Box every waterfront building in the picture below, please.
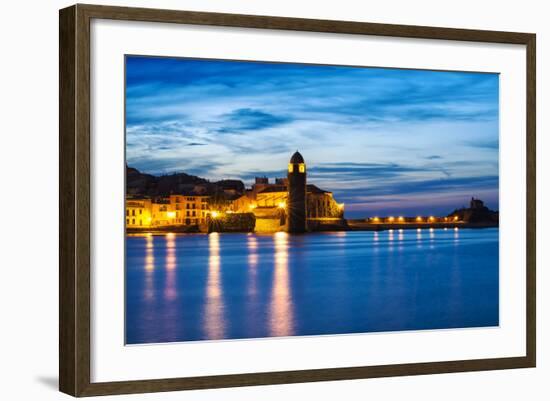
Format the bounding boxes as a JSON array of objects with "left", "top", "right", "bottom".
[
  {"left": 126, "top": 194, "right": 210, "bottom": 228},
  {"left": 150, "top": 199, "right": 173, "bottom": 226},
  {"left": 306, "top": 184, "right": 343, "bottom": 219},
  {"left": 126, "top": 199, "right": 152, "bottom": 228},
  {"left": 167, "top": 194, "right": 209, "bottom": 225},
  {"left": 256, "top": 186, "right": 287, "bottom": 208}
]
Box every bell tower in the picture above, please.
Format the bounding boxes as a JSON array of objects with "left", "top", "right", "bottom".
[{"left": 287, "top": 151, "right": 307, "bottom": 233}]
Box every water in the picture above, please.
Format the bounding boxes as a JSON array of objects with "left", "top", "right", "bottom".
[{"left": 125, "top": 228, "right": 499, "bottom": 344}]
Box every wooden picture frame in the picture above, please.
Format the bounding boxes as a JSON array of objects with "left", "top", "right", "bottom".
[{"left": 59, "top": 3, "right": 536, "bottom": 397}]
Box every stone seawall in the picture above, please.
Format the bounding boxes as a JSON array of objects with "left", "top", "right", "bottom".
[
  {"left": 126, "top": 218, "right": 497, "bottom": 235},
  {"left": 308, "top": 218, "right": 348, "bottom": 232},
  {"left": 347, "top": 221, "right": 498, "bottom": 231},
  {"left": 208, "top": 213, "right": 256, "bottom": 233},
  {"left": 254, "top": 218, "right": 286, "bottom": 233},
  {"left": 126, "top": 225, "right": 202, "bottom": 235}
]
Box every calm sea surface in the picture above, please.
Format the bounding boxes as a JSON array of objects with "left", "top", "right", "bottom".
[{"left": 126, "top": 228, "right": 499, "bottom": 344}]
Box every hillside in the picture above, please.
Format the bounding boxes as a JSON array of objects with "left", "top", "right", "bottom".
[{"left": 126, "top": 165, "right": 244, "bottom": 198}]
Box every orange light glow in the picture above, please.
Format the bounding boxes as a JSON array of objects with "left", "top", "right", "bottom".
[
  {"left": 205, "top": 232, "right": 224, "bottom": 339},
  {"left": 270, "top": 232, "right": 293, "bottom": 336}
]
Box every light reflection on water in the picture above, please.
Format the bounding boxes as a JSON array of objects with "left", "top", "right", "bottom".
[
  {"left": 143, "top": 234, "right": 155, "bottom": 300},
  {"left": 270, "top": 232, "right": 293, "bottom": 337},
  {"left": 247, "top": 235, "right": 259, "bottom": 295},
  {"left": 164, "top": 233, "right": 177, "bottom": 301},
  {"left": 126, "top": 228, "right": 498, "bottom": 344},
  {"left": 204, "top": 232, "right": 225, "bottom": 340},
  {"left": 246, "top": 235, "right": 260, "bottom": 328},
  {"left": 416, "top": 228, "right": 422, "bottom": 249}
]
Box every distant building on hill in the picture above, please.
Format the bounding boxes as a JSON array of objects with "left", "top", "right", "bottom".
[
  {"left": 448, "top": 197, "right": 498, "bottom": 223},
  {"left": 470, "top": 197, "right": 485, "bottom": 210}
]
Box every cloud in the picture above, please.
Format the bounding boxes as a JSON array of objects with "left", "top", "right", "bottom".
[
  {"left": 307, "top": 162, "right": 458, "bottom": 185},
  {"left": 216, "top": 108, "right": 292, "bottom": 133},
  {"left": 128, "top": 157, "right": 228, "bottom": 177},
  {"left": 124, "top": 56, "right": 499, "bottom": 215},
  {"left": 239, "top": 170, "right": 289, "bottom": 180},
  {"left": 464, "top": 139, "right": 499, "bottom": 149},
  {"left": 309, "top": 162, "right": 429, "bottom": 178},
  {"left": 334, "top": 175, "right": 498, "bottom": 198}
]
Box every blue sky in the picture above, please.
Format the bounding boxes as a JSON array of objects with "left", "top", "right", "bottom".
[{"left": 126, "top": 56, "right": 499, "bottom": 218}]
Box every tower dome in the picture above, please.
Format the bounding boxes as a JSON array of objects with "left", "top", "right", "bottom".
[{"left": 290, "top": 151, "right": 305, "bottom": 164}]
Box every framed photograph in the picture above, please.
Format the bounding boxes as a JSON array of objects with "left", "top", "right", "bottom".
[{"left": 59, "top": 4, "right": 536, "bottom": 397}]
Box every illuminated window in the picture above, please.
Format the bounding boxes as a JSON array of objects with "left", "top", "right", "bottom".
[
  {"left": 299, "top": 164, "right": 305, "bottom": 173},
  {"left": 288, "top": 163, "right": 294, "bottom": 173}
]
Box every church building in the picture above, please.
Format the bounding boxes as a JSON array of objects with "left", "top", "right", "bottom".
[{"left": 233, "top": 151, "right": 345, "bottom": 233}]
